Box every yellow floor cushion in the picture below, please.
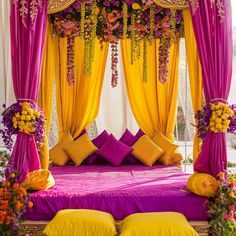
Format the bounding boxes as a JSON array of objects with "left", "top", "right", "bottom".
[
  {"left": 49, "top": 132, "right": 74, "bottom": 166},
  {"left": 21, "top": 169, "right": 55, "bottom": 191},
  {"left": 43, "top": 209, "right": 117, "bottom": 236},
  {"left": 120, "top": 212, "right": 198, "bottom": 236},
  {"left": 132, "top": 135, "right": 164, "bottom": 166},
  {"left": 187, "top": 173, "right": 219, "bottom": 197}
]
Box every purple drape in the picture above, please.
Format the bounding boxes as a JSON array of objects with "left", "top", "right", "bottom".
[
  {"left": 190, "top": 0, "right": 233, "bottom": 177},
  {"left": 10, "top": 0, "right": 47, "bottom": 182}
]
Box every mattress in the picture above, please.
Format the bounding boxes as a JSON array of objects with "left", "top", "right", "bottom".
[{"left": 25, "top": 165, "right": 208, "bottom": 221}]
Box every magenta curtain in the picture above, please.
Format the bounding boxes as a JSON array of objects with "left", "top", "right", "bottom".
[
  {"left": 10, "top": 0, "right": 47, "bottom": 182},
  {"left": 190, "top": 1, "right": 233, "bottom": 177}
]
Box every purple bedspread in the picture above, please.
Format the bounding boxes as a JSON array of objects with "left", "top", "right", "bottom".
[{"left": 25, "top": 165, "right": 208, "bottom": 221}]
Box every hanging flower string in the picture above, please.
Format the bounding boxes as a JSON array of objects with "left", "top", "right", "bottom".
[
  {"left": 67, "top": 36, "right": 75, "bottom": 85},
  {"left": 50, "top": 0, "right": 184, "bottom": 86},
  {"left": 0, "top": 102, "right": 46, "bottom": 151},
  {"left": 111, "top": 41, "right": 119, "bottom": 87},
  {"left": 195, "top": 102, "right": 236, "bottom": 140}
]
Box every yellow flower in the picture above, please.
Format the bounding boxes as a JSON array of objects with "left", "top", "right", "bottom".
[
  {"left": 15, "top": 112, "right": 20, "bottom": 118},
  {"left": 22, "top": 103, "right": 30, "bottom": 109},
  {"left": 215, "top": 118, "right": 222, "bottom": 124},
  {"left": 216, "top": 109, "right": 222, "bottom": 116},
  {"left": 211, "top": 113, "right": 217, "bottom": 120},
  {"left": 20, "top": 115, "right": 26, "bottom": 121},
  {"left": 209, "top": 121, "right": 215, "bottom": 127},
  {"left": 21, "top": 110, "right": 27, "bottom": 115},
  {"left": 25, "top": 115, "right": 31, "bottom": 121},
  {"left": 132, "top": 3, "right": 141, "bottom": 10},
  {"left": 229, "top": 191, "right": 235, "bottom": 198},
  {"left": 211, "top": 104, "right": 216, "bottom": 110},
  {"left": 223, "top": 120, "right": 230, "bottom": 126},
  {"left": 12, "top": 117, "right": 17, "bottom": 122}
]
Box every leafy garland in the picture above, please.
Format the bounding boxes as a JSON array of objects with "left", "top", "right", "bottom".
[{"left": 49, "top": 0, "right": 183, "bottom": 86}]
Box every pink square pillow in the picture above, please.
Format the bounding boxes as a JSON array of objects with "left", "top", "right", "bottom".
[
  {"left": 97, "top": 134, "right": 132, "bottom": 166},
  {"left": 86, "top": 130, "right": 109, "bottom": 165},
  {"left": 119, "top": 129, "right": 140, "bottom": 164}
]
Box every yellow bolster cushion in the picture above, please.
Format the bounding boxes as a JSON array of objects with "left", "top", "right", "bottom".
[
  {"left": 152, "top": 132, "right": 179, "bottom": 165},
  {"left": 21, "top": 169, "right": 55, "bottom": 191},
  {"left": 63, "top": 133, "right": 97, "bottom": 166},
  {"left": 49, "top": 132, "right": 74, "bottom": 166},
  {"left": 132, "top": 135, "right": 164, "bottom": 166},
  {"left": 120, "top": 212, "right": 198, "bottom": 236},
  {"left": 43, "top": 209, "right": 117, "bottom": 236},
  {"left": 187, "top": 173, "right": 219, "bottom": 197},
  {"left": 170, "top": 150, "right": 183, "bottom": 165}
]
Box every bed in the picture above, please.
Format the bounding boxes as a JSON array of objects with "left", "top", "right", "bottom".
[{"left": 22, "top": 165, "right": 209, "bottom": 235}]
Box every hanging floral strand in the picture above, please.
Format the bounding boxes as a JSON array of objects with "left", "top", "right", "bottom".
[
  {"left": 159, "top": 34, "right": 170, "bottom": 84},
  {"left": 123, "top": 2, "right": 128, "bottom": 38},
  {"left": 131, "top": 11, "right": 135, "bottom": 65},
  {"left": 111, "top": 41, "right": 119, "bottom": 87},
  {"left": 67, "top": 36, "right": 75, "bottom": 85},
  {"left": 149, "top": 4, "right": 155, "bottom": 42},
  {"left": 90, "top": 1, "right": 98, "bottom": 63},
  {"left": 80, "top": 2, "right": 85, "bottom": 38},
  {"left": 170, "top": 9, "right": 176, "bottom": 44},
  {"left": 143, "top": 39, "right": 147, "bottom": 82}
]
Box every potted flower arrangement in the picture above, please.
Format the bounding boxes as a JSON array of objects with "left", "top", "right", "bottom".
[
  {"left": 0, "top": 151, "right": 33, "bottom": 236},
  {"left": 207, "top": 172, "right": 236, "bottom": 236}
]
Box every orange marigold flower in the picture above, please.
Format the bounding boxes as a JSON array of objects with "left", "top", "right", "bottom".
[
  {"left": 0, "top": 214, "right": 5, "bottom": 222},
  {"left": 19, "top": 187, "right": 27, "bottom": 196},
  {"left": 27, "top": 201, "right": 33, "bottom": 208},
  {"left": 3, "top": 182, "right": 10, "bottom": 187},
  {"left": 217, "top": 171, "right": 225, "bottom": 180},
  {"left": 13, "top": 183, "right": 20, "bottom": 190},
  {"left": 15, "top": 201, "right": 22, "bottom": 211}
]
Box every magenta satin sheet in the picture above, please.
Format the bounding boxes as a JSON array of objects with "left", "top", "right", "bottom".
[{"left": 25, "top": 165, "right": 208, "bottom": 221}]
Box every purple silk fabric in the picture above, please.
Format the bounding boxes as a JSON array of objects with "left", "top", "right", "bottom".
[
  {"left": 190, "top": 1, "right": 233, "bottom": 177},
  {"left": 25, "top": 165, "right": 207, "bottom": 221},
  {"left": 10, "top": 1, "right": 47, "bottom": 182}
]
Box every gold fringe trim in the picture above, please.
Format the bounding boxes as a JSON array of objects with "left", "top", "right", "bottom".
[
  {"left": 47, "top": 0, "right": 76, "bottom": 14},
  {"left": 153, "top": 0, "right": 189, "bottom": 9}
]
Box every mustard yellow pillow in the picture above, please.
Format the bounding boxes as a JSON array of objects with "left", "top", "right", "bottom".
[
  {"left": 170, "top": 150, "right": 183, "bottom": 165},
  {"left": 152, "top": 132, "right": 178, "bottom": 165},
  {"left": 21, "top": 169, "right": 55, "bottom": 191},
  {"left": 131, "top": 135, "right": 164, "bottom": 166},
  {"left": 43, "top": 209, "right": 117, "bottom": 236},
  {"left": 120, "top": 212, "right": 198, "bottom": 236},
  {"left": 63, "top": 133, "right": 97, "bottom": 166},
  {"left": 187, "top": 173, "right": 219, "bottom": 197},
  {"left": 49, "top": 132, "right": 73, "bottom": 166}
]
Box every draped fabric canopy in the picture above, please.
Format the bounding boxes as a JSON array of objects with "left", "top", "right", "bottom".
[
  {"left": 190, "top": 0, "right": 233, "bottom": 177},
  {"left": 10, "top": 0, "right": 47, "bottom": 182}
]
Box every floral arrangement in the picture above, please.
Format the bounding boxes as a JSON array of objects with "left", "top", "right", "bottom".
[
  {"left": 207, "top": 172, "right": 236, "bottom": 236},
  {"left": 0, "top": 102, "right": 46, "bottom": 151},
  {"left": 0, "top": 153, "right": 33, "bottom": 236},
  {"left": 49, "top": 0, "right": 183, "bottom": 86},
  {"left": 195, "top": 102, "right": 236, "bottom": 140}
]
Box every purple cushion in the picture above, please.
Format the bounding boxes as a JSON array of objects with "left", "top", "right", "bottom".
[
  {"left": 86, "top": 130, "right": 109, "bottom": 165},
  {"left": 119, "top": 129, "right": 140, "bottom": 164},
  {"left": 97, "top": 134, "right": 132, "bottom": 166},
  {"left": 135, "top": 129, "right": 145, "bottom": 139},
  {"left": 119, "top": 129, "right": 138, "bottom": 146}
]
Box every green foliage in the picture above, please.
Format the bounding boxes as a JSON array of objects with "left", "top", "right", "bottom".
[{"left": 207, "top": 173, "right": 236, "bottom": 236}]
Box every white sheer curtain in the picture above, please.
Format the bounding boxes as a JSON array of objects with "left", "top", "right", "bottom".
[
  {"left": 96, "top": 43, "right": 139, "bottom": 138},
  {"left": 0, "top": 0, "right": 14, "bottom": 107}
]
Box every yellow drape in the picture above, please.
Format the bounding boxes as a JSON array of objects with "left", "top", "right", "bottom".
[
  {"left": 38, "top": 22, "right": 55, "bottom": 169},
  {"left": 183, "top": 10, "right": 203, "bottom": 162},
  {"left": 121, "top": 39, "right": 179, "bottom": 139},
  {"left": 55, "top": 38, "right": 109, "bottom": 140}
]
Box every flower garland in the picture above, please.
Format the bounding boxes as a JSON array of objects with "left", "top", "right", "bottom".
[
  {"left": 0, "top": 102, "right": 46, "bottom": 151},
  {"left": 50, "top": 0, "right": 183, "bottom": 86},
  {"left": 207, "top": 172, "right": 236, "bottom": 235},
  {"left": 195, "top": 102, "right": 236, "bottom": 140},
  {"left": 0, "top": 156, "right": 33, "bottom": 235}
]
